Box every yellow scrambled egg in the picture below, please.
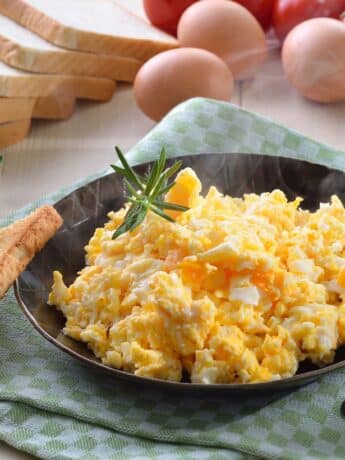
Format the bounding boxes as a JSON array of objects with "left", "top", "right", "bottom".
[{"left": 48, "top": 167, "right": 345, "bottom": 384}]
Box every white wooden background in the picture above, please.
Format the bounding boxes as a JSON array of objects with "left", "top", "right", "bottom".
[{"left": 0, "top": 0, "right": 345, "bottom": 458}]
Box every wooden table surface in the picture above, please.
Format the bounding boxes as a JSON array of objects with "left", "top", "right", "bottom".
[{"left": 0, "top": 0, "right": 345, "bottom": 458}]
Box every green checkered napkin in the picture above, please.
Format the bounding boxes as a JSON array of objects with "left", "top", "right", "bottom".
[{"left": 1, "top": 98, "right": 345, "bottom": 460}]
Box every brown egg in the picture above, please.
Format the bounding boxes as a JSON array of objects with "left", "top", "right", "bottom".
[
  {"left": 282, "top": 18, "right": 345, "bottom": 103},
  {"left": 177, "top": 0, "right": 267, "bottom": 80},
  {"left": 134, "top": 48, "right": 234, "bottom": 121}
]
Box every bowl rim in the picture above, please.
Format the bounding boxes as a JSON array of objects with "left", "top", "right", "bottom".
[{"left": 14, "top": 152, "right": 345, "bottom": 392}]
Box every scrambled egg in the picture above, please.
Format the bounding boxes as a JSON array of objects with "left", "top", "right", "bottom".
[{"left": 49, "top": 167, "right": 345, "bottom": 384}]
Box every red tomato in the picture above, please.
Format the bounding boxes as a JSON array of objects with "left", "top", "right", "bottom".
[
  {"left": 274, "top": 0, "right": 345, "bottom": 41},
  {"left": 143, "top": 0, "right": 198, "bottom": 36},
  {"left": 233, "top": 0, "right": 275, "bottom": 30}
]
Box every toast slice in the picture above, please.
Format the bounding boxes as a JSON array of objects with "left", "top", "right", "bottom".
[
  {"left": 0, "top": 0, "right": 178, "bottom": 60},
  {"left": 33, "top": 95, "right": 76, "bottom": 120},
  {"left": 0, "top": 61, "right": 116, "bottom": 101},
  {"left": 0, "top": 95, "right": 76, "bottom": 122},
  {"left": 0, "top": 15, "right": 142, "bottom": 82},
  {"left": 0, "top": 97, "right": 35, "bottom": 123},
  {"left": 0, "top": 205, "right": 63, "bottom": 298},
  {"left": 0, "top": 119, "right": 31, "bottom": 149}
]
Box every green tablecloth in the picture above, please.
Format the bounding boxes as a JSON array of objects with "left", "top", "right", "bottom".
[{"left": 1, "top": 98, "right": 345, "bottom": 460}]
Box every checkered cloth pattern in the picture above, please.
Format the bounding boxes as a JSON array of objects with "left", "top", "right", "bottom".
[{"left": 1, "top": 98, "right": 345, "bottom": 460}]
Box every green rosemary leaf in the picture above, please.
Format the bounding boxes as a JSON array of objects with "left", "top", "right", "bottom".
[
  {"left": 157, "top": 146, "right": 167, "bottom": 176},
  {"left": 112, "top": 202, "right": 147, "bottom": 240},
  {"left": 150, "top": 160, "right": 183, "bottom": 201},
  {"left": 153, "top": 201, "right": 189, "bottom": 212},
  {"left": 112, "top": 222, "right": 129, "bottom": 240},
  {"left": 115, "top": 146, "right": 144, "bottom": 191},
  {"left": 145, "top": 146, "right": 168, "bottom": 197},
  {"left": 127, "top": 204, "right": 147, "bottom": 231},
  {"left": 151, "top": 206, "right": 175, "bottom": 222},
  {"left": 111, "top": 146, "right": 188, "bottom": 239},
  {"left": 124, "top": 178, "right": 140, "bottom": 199},
  {"left": 111, "top": 164, "right": 124, "bottom": 175},
  {"left": 111, "top": 165, "right": 140, "bottom": 191},
  {"left": 145, "top": 151, "right": 164, "bottom": 196},
  {"left": 159, "top": 181, "right": 176, "bottom": 196}
]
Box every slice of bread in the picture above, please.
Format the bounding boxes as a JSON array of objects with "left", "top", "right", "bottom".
[
  {"left": 0, "top": 61, "right": 116, "bottom": 101},
  {"left": 0, "top": 97, "right": 35, "bottom": 123},
  {"left": 0, "top": 95, "right": 76, "bottom": 122},
  {"left": 0, "top": 119, "right": 31, "bottom": 149},
  {"left": 0, "top": 15, "right": 142, "bottom": 82},
  {"left": 0, "top": 0, "right": 178, "bottom": 60},
  {"left": 33, "top": 95, "right": 76, "bottom": 120},
  {"left": 0, "top": 205, "right": 63, "bottom": 298}
]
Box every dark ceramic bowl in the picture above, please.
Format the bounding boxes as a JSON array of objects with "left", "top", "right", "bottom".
[{"left": 15, "top": 153, "right": 345, "bottom": 393}]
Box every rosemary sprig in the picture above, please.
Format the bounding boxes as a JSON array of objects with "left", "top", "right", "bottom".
[{"left": 111, "top": 146, "right": 189, "bottom": 239}]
